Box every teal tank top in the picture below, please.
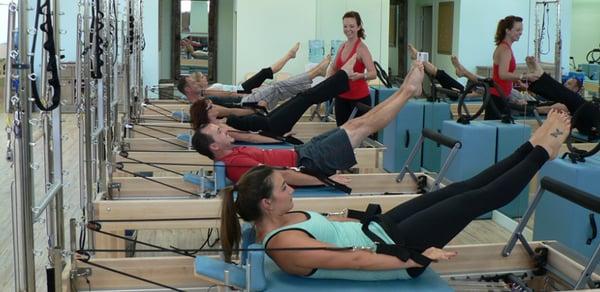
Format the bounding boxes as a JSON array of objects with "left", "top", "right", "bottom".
[{"left": 262, "top": 211, "right": 411, "bottom": 281}]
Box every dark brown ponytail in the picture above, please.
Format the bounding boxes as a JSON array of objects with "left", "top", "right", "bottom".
[
  {"left": 219, "top": 166, "right": 275, "bottom": 262},
  {"left": 220, "top": 186, "right": 241, "bottom": 263},
  {"left": 495, "top": 15, "right": 523, "bottom": 45}
]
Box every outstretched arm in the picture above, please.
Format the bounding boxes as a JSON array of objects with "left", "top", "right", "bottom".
[
  {"left": 267, "top": 230, "right": 420, "bottom": 276},
  {"left": 213, "top": 104, "right": 256, "bottom": 117}
]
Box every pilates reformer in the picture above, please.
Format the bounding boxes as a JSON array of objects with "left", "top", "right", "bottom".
[{"left": 65, "top": 177, "right": 600, "bottom": 291}]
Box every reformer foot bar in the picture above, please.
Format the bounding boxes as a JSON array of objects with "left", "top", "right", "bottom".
[{"left": 69, "top": 177, "right": 600, "bottom": 291}]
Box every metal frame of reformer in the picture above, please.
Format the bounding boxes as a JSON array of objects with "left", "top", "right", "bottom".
[{"left": 67, "top": 176, "right": 600, "bottom": 291}]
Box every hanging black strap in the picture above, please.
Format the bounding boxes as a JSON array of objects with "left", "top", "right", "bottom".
[
  {"left": 257, "top": 131, "right": 304, "bottom": 145},
  {"left": 297, "top": 167, "right": 352, "bottom": 194},
  {"left": 30, "top": 0, "right": 62, "bottom": 112},
  {"left": 347, "top": 203, "right": 433, "bottom": 267}
]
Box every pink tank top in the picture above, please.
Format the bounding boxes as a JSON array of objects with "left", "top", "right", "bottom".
[
  {"left": 334, "top": 40, "right": 370, "bottom": 100},
  {"left": 490, "top": 41, "right": 516, "bottom": 98}
]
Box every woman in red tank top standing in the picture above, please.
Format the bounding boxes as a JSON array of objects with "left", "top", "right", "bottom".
[
  {"left": 488, "top": 15, "right": 537, "bottom": 120},
  {"left": 327, "top": 11, "right": 377, "bottom": 126}
]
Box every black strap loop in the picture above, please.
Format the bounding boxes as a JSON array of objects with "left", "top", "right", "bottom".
[{"left": 588, "top": 213, "right": 597, "bottom": 245}]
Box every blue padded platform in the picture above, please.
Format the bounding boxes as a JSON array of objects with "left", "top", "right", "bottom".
[
  {"left": 382, "top": 100, "right": 424, "bottom": 172},
  {"left": 171, "top": 110, "right": 190, "bottom": 122},
  {"left": 214, "top": 161, "right": 345, "bottom": 197},
  {"left": 483, "top": 121, "right": 532, "bottom": 217},
  {"left": 195, "top": 244, "right": 452, "bottom": 292},
  {"left": 441, "top": 121, "right": 496, "bottom": 218},
  {"left": 177, "top": 133, "right": 192, "bottom": 144},
  {"left": 421, "top": 101, "right": 452, "bottom": 172},
  {"left": 370, "top": 86, "right": 400, "bottom": 144},
  {"left": 183, "top": 172, "right": 214, "bottom": 191},
  {"left": 534, "top": 155, "right": 600, "bottom": 258}
]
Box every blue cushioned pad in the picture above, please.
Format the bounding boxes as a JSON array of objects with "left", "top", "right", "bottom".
[
  {"left": 182, "top": 172, "right": 214, "bottom": 191},
  {"left": 171, "top": 110, "right": 190, "bottom": 122},
  {"left": 195, "top": 244, "right": 452, "bottom": 292},
  {"left": 177, "top": 133, "right": 192, "bottom": 143},
  {"left": 534, "top": 155, "right": 600, "bottom": 258},
  {"left": 381, "top": 100, "right": 424, "bottom": 172},
  {"left": 482, "top": 121, "right": 531, "bottom": 217}
]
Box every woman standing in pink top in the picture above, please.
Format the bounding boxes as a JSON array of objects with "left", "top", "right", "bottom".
[
  {"left": 488, "top": 15, "right": 538, "bottom": 120},
  {"left": 327, "top": 11, "right": 377, "bottom": 126}
]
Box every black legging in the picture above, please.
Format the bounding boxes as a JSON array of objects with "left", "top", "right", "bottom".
[
  {"left": 239, "top": 67, "right": 274, "bottom": 93},
  {"left": 529, "top": 73, "right": 598, "bottom": 135},
  {"left": 484, "top": 94, "right": 512, "bottom": 120},
  {"left": 434, "top": 69, "right": 465, "bottom": 92},
  {"left": 334, "top": 95, "right": 372, "bottom": 126},
  {"left": 380, "top": 142, "right": 549, "bottom": 277},
  {"left": 225, "top": 71, "right": 350, "bottom": 135}
]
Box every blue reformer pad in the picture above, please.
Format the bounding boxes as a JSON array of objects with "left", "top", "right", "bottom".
[
  {"left": 171, "top": 110, "right": 190, "bottom": 122},
  {"left": 182, "top": 172, "right": 214, "bottom": 191},
  {"left": 194, "top": 244, "right": 452, "bottom": 292},
  {"left": 534, "top": 155, "right": 600, "bottom": 258},
  {"left": 177, "top": 133, "right": 192, "bottom": 143}
]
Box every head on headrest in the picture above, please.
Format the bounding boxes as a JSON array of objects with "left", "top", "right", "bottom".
[{"left": 220, "top": 166, "right": 294, "bottom": 262}]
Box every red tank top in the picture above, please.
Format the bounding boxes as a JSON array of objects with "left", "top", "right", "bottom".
[
  {"left": 334, "top": 40, "right": 370, "bottom": 100},
  {"left": 490, "top": 41, "right": 516, "bottom": 98}
]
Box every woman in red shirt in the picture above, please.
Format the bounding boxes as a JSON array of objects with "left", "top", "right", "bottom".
[
  {"left": 489, "top": 15, "right": 538, "bottom": 120},
  {"left": 327, "top": 11, "right": 377, "bottom": 126}
]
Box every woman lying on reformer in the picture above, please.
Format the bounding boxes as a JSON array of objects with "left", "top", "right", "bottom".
[
  {"left": 188, "top": 55, "right": 361, "bottom": 142},
  {"left": 218, "top": 109, "right": 570, "bottom": 280}
]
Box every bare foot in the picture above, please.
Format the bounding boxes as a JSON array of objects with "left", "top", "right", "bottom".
[
  {"left": 525, "top": 56, "right": 544, "bottom": 77},
  {"left": 317, "top": 54, "right": 331, "bottom": 76},
  {"left": 401, "top": 61, "right": 425, "bottom": 97},
  {"left": 288, "top": 42, "right": 300, "bottom": 59},
  {"left": 408, "top": 44, "right": 418, "bottom": 60},
  {"left": 341, "top": 54, "right": 357, "bottom": 76},
  {"left": 451, "top": 56, "right": 467, "bottom": 78},
  {"left": 531, "top": 109, "right": 571, "bottom": 159}
]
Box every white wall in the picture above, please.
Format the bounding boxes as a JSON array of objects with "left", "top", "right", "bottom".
[
  {"left": 142, "top": 0, "right": 159, "bottom": 86},
  {"left": 570, "top": 0, "right": 600, "bottom": 68},
  {"left": 234, "top": 0, "right": 389, "bottom": 83}
]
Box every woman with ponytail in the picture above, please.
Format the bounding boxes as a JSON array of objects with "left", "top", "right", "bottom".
[
  {"left": 218, "top": 113, "right": 570, "bottom": 281},
  {"left": 327, "top": 11, "right": 377, "bottom": 126},
  {"left": 487, "top": 15, "right": 538, "bottom": 120}
]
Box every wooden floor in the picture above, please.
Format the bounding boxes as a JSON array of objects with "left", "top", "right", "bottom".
[{"left": 0, "top": 113, "right": 514, "bottom": 291}]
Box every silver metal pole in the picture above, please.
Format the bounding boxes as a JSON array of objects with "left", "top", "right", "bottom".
[
  {"left": 33, "top": 183, "right": 63, "bottom": 220},
  {"left": 76, "top": 12, "right": 86, "bottom": 212},
  {"left": 4, "top": 2, "right": 17, "bottom": 113},
  {"left": 554, "top": 0, "right": 562, "bottom": 80},
  {"left": 83, "top": 0, "right": 96, "bottom": 251},
  {"left": 11, "top": 0, "right": 37, "bottom": 289}
]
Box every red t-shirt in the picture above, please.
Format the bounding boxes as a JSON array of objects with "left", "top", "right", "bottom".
[
  {"left": 334, "top": 40, "right": 370, "bottom": 100},
  {"left": 490, "top": 41, "right": 516, "bottom": 98},
  {"left": 220, "top": 146, "right": 298, "bottom": 182}
]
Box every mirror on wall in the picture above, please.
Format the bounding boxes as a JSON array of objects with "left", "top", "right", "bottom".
[{"left": 175, "top": 0, "right": 217, "bottom": 81}]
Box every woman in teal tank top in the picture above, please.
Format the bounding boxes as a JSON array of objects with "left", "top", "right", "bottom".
[{"left": 220, "top": 113, "right": 569, "bottom": 280}]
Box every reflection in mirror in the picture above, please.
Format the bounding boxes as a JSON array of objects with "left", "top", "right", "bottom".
[{"left": 180, "top": 0, "right": 209, "bottom": 76}]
